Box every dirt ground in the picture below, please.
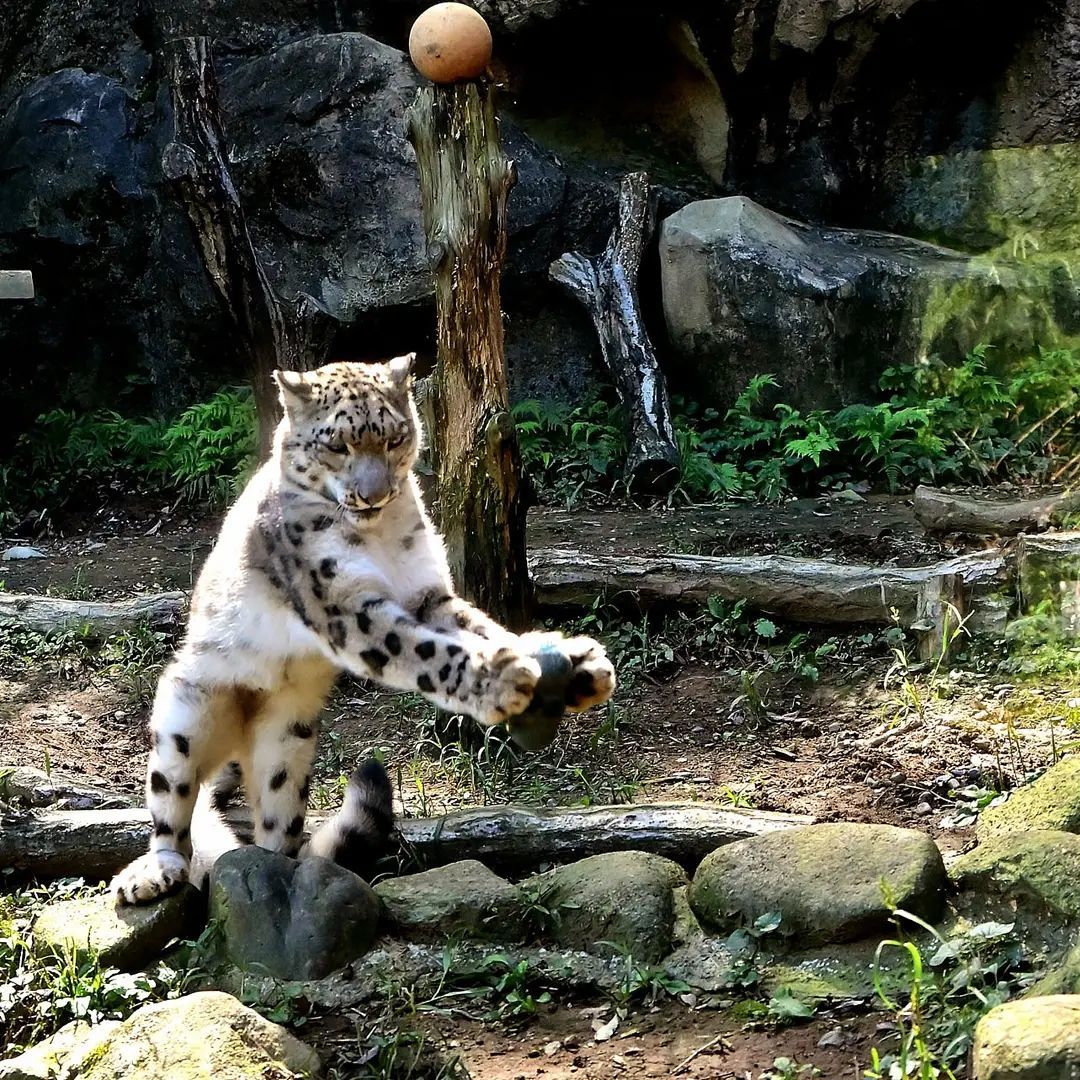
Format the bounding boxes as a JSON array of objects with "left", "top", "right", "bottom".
[{"left": 3, "top": 495, "right": 1075, "bottom": 1078}]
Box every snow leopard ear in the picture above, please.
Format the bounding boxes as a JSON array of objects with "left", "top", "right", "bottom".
[
  {"left": 273, "top": 369, "right": 313, "bottom": 406},
  {"left": 387, "top": 352, "right": 415, "bottom": 389}
]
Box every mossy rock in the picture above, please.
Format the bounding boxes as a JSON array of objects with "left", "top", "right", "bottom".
[
  {"left": 951, "top": 829, "right": 1080, "bottom": 920},
  {"left": 972, "top": 995, "right": 1080, "bottom": 1079},
  {"left": 75, "top": 991, "right": 320, "bottom": 1079},
  {"left": 0, "top": 1021, "right": 119, "bottom": 1080},
  {"left": 373, "top": 860, "right": 520, "bottom": 941},
  {"left": 532, "top": 851, "right": 687, "bottom": 963},
  {"left": 977, "top": 758, "right": 1080, "bottom": 844},
  {"left": 689, "top": 823, "right": 946, "bottom": 945},
  {"left": 32, "top": 887, "right": 204, "bottom": 972}
]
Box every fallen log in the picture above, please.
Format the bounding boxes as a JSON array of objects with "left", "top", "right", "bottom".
[
  {"left": 0, "top": 801, "right": 810, "bottom": 882},
  {"left": 914, "top": 485, "right": 1080, "bottom": 536},
  {"left": 529, "top": 547, "right": 1008, "bottom": 625},
  {"left": 0, "top": 592, "right": 185, "bottom": 637}
]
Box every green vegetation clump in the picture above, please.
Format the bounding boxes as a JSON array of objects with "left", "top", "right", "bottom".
[
  {"left": 0, "top": 387, "right": 256, "bottom": 527},
  {"left": 515, "top": 344, "right": 1080, "bottom": 504}
]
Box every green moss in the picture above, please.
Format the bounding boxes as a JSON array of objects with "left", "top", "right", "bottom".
[
  {"left": 951, "top": 830, "right": 1080, "bottom": 919},
  {"left": 977, "top": 758, "right": 1080, "bottom": 843}
]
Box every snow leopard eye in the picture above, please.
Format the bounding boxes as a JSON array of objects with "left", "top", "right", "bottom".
[
  {"left": 321, "top": 438, "right": 347, "bottom": 455},
  {"left": 387, "top": 434, "right": 406, "bottom": 450}
]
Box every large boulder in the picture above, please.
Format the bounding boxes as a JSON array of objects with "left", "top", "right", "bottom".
[
  {"left": 659, "top": 196, "right": 1071, "bottom": 413},
  {"left": 689, "top": 822, "right": 946, "bottom": 945},
  {"left": 373, "top": 860, "right": 520, "bottom": 940},
  {"left": 950, "top": 830, "right": 1080, "bottom": 920},
  {"left": 0, "top": 28, "right": 615, "bottom": 444},
  {"left": 73, "top": 991, "right": 321, "bottom": 1079},
  {"left": 977, "top": 758, "right": 1080, "bottom": 844},
  {"left": 210, "top": 847, "right": 380, "bottom": 981},
  {"left": 972, "top": 996, "right": 1080, "bottom": 1079},
  {"left": 527, "top": 850, "right": 687, "bottom": 963},
  {"left": 32, "top": 887, "right": 204, "bottom": 972}
]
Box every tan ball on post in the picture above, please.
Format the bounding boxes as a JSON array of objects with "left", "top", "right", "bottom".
[{"left": 408, "top": 3, "right": 493, "bottom": 83}]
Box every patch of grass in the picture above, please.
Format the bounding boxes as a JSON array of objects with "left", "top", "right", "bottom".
[
  {"left": 0, "top": 881, "right": 199, "bottom": 1056},
  {"left": 0, "top": 623, "right": 172, "bottom": 707}
]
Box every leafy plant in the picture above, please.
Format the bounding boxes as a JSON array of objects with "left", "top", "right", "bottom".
[
  {"left": 865, "top": 908, "right": 1032, "bottom": 1077},
  {"left": 1, "top": 387, "right": 256, "bottom": 525}
]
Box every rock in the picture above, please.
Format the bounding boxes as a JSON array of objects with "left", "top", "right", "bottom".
[
  {"left": 1028, "top": 939, "right": 1080, "bottom": 997},
  {"left": 210, "top": 847, "right": 379, "bottom": 981},
  {"left": 688, "top": 823, "right": 946, "bottom": 944},
  {"left": 0, "top": 28, "right": 615, "bottom": 447},
  {"left": 950, "top": 830, "right": 1080, "bottom": 919},
  {"left": 374, "top": 859, "right": 520, "bottom": 941},
  {"left": 885, "top": 144, "right": 1080, "bottom": 256},
  {"left": 972, "top": 995, "right": 1080, "bottom": 1079},
  {"left": 1017, "top": 533, "right": 1080, "bottom": 637},
  {"left": 529, "top": 851, "right": 688, "bottom": 963},
  {"left": 73, "top": 991, "right": 321, "bottom": 1079},
  {"left": 659, "top": 195, "right": 1062, "bottom": 413},
  {"left": 0, "top": 767, "right": 134, "bottom": 811},
  {"left": 32, "top": 887, "right": 204, "bottom": 972},
  {"left": 977, "top": 758, "right": 1080, "bottom": 843},
  {"left": 0, "top": 1021, "right": 113, "bottom": 1080},
  {"left": 1, "top": 546, "right": 44, "bottom": 560}
]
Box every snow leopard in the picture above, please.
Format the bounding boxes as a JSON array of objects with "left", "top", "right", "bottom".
[{"left": 112, "top": 355, "right": 616, "bottom": 904}]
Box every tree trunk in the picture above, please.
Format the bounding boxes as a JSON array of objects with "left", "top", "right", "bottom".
[
  {"left": 550, "top": 172, "right": 679, "bottom": 493},
  {"left": 156, "top": 28, "right": 335, "bottom": 458},
  {"left": 405, "top": 82, "right": 529, "bottom": 628},
  {"left": 0, "top": 801, "right": 811, "bottom": 882}
]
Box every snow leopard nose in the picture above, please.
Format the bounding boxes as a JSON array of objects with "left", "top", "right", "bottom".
[{"left": 351, "top": 457, "right": 393, "bottom": 508}]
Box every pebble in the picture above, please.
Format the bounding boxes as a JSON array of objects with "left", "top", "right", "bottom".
[{"left": 916, "top": 801, "right": 933, "bottom": 816}]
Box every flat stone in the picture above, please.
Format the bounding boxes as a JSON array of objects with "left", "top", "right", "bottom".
[
  {"left": 689, "top": 823, "right": 946, "bottom": 945},
  {"left": 951, "top": 830, "right": 1080, "bottom": 919},
  {"left": 74, "top": 991, "right": 320, "bottom": 1079},
  {"left": 32, "top": 887, "right": 203, "bottom": 972},
  {"left": 210, "top": 847, "right": 379, "bottom": 981},
  {"left": 532, "top": 851, "right": 688, "bottom": 963},
  {"left": 374, "top": 859, "right": 519, "bottom": 941},
  {"left": 972, "top": 996, "right": 1080, "bottom": 1079},
  {"left": 977, "top": 758, "right": 1080, "bottom": 843}
]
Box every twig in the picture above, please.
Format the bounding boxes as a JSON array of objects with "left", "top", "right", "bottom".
[{"left": 671, "top": 1033, "right": 729, "bottom": 1075}]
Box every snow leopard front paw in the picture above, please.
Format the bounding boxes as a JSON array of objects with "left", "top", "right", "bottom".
[
  {"left": 558, "top": 635, "right": 617, "bottom": 712},
  {"left": 112, "top": 850, "right": 189, "bottom": 906},
  {"left": 477, "top": 647, "right": 542, "bottom": 727}
]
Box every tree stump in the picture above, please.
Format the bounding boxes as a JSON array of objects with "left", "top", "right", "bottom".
[
  {"left": 550, "top": 172, "right": 679, "bottom": 493},
  {"left": 155, "top": 27, "right": 335, "bottom": 458},
  {"left": 405, "top": 82, "right": 529, "bottom": 628}
]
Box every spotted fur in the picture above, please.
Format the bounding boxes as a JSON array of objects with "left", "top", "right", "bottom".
[{"left": 112, "top": 356, "right": 615, "bottom": 905}]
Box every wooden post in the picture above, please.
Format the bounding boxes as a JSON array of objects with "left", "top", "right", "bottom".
[
  {"left": 551, "top": 172, "right": 679, "bottom": 493},
  {"left": 154, "top": 23, "right": 335, "bottom": 459},
  {"left": 405, "top": 82, "right": 530, "bottom": 628}
]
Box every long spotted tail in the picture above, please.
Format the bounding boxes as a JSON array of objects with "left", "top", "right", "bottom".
[{"left": 303, "top": 758, "right": 395, "bottom": 880}]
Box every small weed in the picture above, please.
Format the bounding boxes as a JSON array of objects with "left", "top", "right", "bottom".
[
  {"left": 763, "top": 1059, "right": 821, "bottom": 1080},
  {"left": 604, "top": 945, "right": 692, "bottom": 1011},
  {"left": 865, "top": 908, "right": 1033, "bottom": 1077}
]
